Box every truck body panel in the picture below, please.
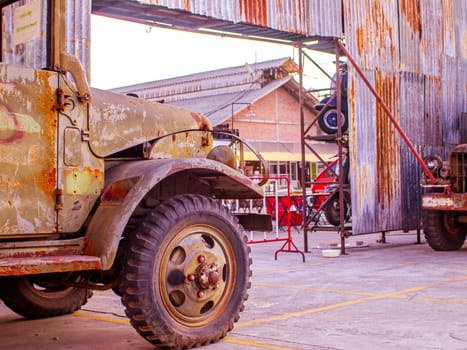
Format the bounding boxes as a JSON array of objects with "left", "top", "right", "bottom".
[{"left": 0, "top": 63, "right": 58, "bottom": 236}]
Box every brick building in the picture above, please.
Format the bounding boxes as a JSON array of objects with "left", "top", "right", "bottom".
[{"left": 111, "top": 57, "right": 336, "bottom": 189}]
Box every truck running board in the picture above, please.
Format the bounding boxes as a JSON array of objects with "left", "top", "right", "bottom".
[{"left": 0, "top": 255, "right": 102, "bottom": 276}]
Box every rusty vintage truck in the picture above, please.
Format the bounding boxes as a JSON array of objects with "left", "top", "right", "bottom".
[
  {"left": 421, "top": 150, "right": 467, "bottom": 251},
  {"left": 0, "top": 1, "right": 270, "bottom": 348}
]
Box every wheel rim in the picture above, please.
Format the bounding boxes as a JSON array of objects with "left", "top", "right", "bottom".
[
  {"left": 323, "top": 109, "right": 346, "bottom": 130},
  {"left": 159, "top": 224, "right": 235, "bottom": 327},
  {"left": 26, "top": 274, "right": 80, "bottom": 299},
  {"left": 442, "top": 212, "right": 461, "bottom": 235}
]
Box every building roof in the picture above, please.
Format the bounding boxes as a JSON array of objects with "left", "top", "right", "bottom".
[{"left": 110, "top": 57, "right": 318, "bottom": 126}]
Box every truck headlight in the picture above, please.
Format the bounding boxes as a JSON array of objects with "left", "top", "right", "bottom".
[
  {"left": 424, "top": 155, "right": 443, "bottom": 176},
  {"left": 207, "top": 145, "right": 236, "bottom": 168}
]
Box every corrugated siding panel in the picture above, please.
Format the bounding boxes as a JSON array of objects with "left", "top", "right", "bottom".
[
  {"left": 307, "top": 0, "right": 342, "bottom": 37},
  {"left": 420, "top": 1, "right": 443, "bottom": 77},
  {"left": 1, "top": 0, "right": 48, "bottom": 68},
  {"left": 343, "top": 0, "right": 399, "bottom": 71},
  {"left": 142, "top": 0, "right": 342, "bottom": 37},
  {"left": 398, "top": 0, "right": 422, "bottom": 73},
  {"left": 441, "top": 55, "right": 461, "bottom": 151},
  {"left": 423, "top": 76, "right": 444, "bottom": 156},
  {"left": 346, "top": 0, "right": 465, "bottom": 234},
  {"left": 399, "top": 72, "right": 424, "bottom": 231},
  {"left": 375, "top": 70, "right": 402, "bottom": 232},
  {"left": 350, "top": 69, "right": 378, "bottom": 234},
  {"left": 1, "top": 0, "right": 90, "bottom": 76},
  {"left": 455, "top": 0, "right": 467, "bottom": 125},
  {"left": 66, "top": 1, "right": 92, "bottom": 81},
  {"left": 351, "top": 70, "right": 404, "bottom": 234}
]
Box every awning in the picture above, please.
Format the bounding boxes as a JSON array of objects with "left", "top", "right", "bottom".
[{"left": 242, "top": 151, "right": 335, "bottom": 162}]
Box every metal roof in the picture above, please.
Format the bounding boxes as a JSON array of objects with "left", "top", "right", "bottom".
[
  {"left": 111, "top": 57, "right": 318, "bottom": 126},
  {"left": 91, "top": 0, "right": 339, "bottom": 53}
]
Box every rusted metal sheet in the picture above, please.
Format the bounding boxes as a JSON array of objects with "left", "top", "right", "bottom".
[
  {"left": 345, "top": 0, "right": 466, "bottom": 234},
  {"left": 1, "top": 1, "right": 48, "bottom": 69},
  {"left": 89, "top": 88, "right": 212, "bottom": 157},
  {"left": 350, "top": 68, "right": 403, "bottom": 234},
  {"left": 349, "top": 68, "right": 378, "bottom": 234},
  {"left": 93, "top": 0, "right": 342, "bottom": 39},
  {"left": 0, "top": 255, "right": 102, "bottom": 276},
  {"left": 344, "top": 0, "right": 399, "bottom": 71},
  {"left": 1, "top": 0, "right": 90, "bottom": 77},
  {"left": 374, "top": 70, "right": 401, "bottom": 233},
  {"left": 0, "top": 63, "right": 58, "bottom": 235},
  {"left": 422, "top": 192, "right": 467, "bottom": 212},
  {"left": 399, "top": 72, "right": 424, "bottom": 231},
  {"left": 398, "top": 0, "right": 422, "bottom": 73},
  {"left": 65, "top": 0, "right": 92, "bottom": 81}
]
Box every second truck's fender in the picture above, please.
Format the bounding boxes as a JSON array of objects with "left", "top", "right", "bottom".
[{"left": 84, "top": 158, "right": 264, "bottom": 269}]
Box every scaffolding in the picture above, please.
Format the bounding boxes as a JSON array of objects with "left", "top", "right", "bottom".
[
  {"left": 298, "top": 41, "right": 351, "bottom": 255},
  {"left": 299, "top": 40, "right": 429, "bottom": 254}
]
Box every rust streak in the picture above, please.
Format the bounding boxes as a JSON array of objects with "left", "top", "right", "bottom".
[
  {"left": 240, "top": 0, "right": 268, "bottom": 26},
  {"left": 375, "top": 71, "right": 398, "bottom": 209},
  {"left": 400, "top": 0, "right": 422, "bottom": 39}
]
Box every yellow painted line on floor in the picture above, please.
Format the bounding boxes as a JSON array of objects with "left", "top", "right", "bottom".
[
  {"left": 253, "top": 282, "right": 377, "bottom": 297},
  {"left": 73, "top": 311, "right": 130, "bottom": 325},
  {"left": 73, "top": 311, "right": 293, "bottom": 349},
  {"left": 73, "top": 275, "right": 467, "bottom": 340},
  {"left": 223, "top": 336, "right": 299, "bottom": 350},
  {"left": 238, "top": 275, "right": 467, "bottom": 328},
  {"left": 392, "top": 295, "right": 467, "bottom": 305},
  {"left": 236, "top": 295, "right": 383, "bottom": 328}
]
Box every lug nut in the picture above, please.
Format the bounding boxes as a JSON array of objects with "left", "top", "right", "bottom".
[
  {"left": 197, "top": 291, "right": 204, "bottom": 298},
  {"left": 187, "top": 274, "right": 195, "bottom": 282},
  {"left": 197, "top": 255, "right": 206, "bottom": 263}
]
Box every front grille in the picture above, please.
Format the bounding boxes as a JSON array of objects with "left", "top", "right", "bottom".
[{"left": 451, "top": 152, "right": 467, "bottom": 193}]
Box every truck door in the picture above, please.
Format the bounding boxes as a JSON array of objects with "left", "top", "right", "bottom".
[
  {"left": 0, "top": 65, "right": 59, "bottom": 236},
  {"left": 0, "top": 1, "right": 59, "bottom": 236}
]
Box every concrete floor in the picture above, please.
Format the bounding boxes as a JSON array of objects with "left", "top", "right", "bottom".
[{"left": 1, "top": 229, "right": 467, "bottom": 350}]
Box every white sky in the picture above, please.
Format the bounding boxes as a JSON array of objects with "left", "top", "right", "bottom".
[{"left": 90, "top": 15, "right": 336, "bottom": 91}]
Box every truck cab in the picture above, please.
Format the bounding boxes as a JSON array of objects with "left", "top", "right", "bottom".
[{"left": 0, "top": 1, "right": 269, "bottom": 348}]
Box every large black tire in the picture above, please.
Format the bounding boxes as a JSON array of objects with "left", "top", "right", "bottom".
[
  {"left": 0, "top": 273, "right": 91, "bottom": 319},
  {"left": 318, "top": 107, "right": 348, "bottom": 135},
  {"left": 323, "top": 195, "right": 350, "bottom": 227},
  {"left": 422, "top": 210, "right": 467, "bottom": 251},
  {"left": 121, "top": 194, "right": 251, "bottom": 349}
]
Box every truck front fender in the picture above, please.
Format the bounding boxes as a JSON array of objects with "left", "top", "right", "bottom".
[{"left": 84, "top": 158, "right": 263, "bottom": 269}]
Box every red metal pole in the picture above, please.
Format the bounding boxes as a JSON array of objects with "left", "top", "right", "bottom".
[{"left": 336, "top": 41, "right": 437, "bottom": 184}]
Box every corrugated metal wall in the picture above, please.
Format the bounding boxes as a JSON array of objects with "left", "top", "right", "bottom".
[
  {"left": 137, "top": 0, "right": 343, "bottom": 37},
  {"left": 1, "top": 0, "right": 48, "bottom": 68},
  {"left": 344, "top": 0, "right": 467, "bottom": 234},
  {"left": 1, "top": 0, "right": 91, "bottom": 77}
]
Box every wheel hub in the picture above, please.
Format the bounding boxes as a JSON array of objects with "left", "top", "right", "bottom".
[
  {"left": 194, "top": 258, "right": 220, "bottom": 290},
  {"left": 187, "top": 255, "right": 221, "bottom": 292}
]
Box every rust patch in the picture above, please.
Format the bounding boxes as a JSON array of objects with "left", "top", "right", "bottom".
[
  {"left": 375, "top": 71, "right": 399, "bottom": 209},
  {"left": 400, "top": 0, "right": 421, "bottom": 39},
  {"left": 100, "top": 176, "right": 139, "bottom": 204},
  {"left": 191, "top": 112, "right": 209, "bottom": 130},
  {"left": 356, "top": 2, "right": 397, "bottom": 63},
  {"left": 239, "top": 0, "right": 268, "bottom": 26}
]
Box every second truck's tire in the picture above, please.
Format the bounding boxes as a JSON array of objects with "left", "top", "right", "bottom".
[
  {"left": 121, "top": 194, "right": 251, "bottom": 349},
  {"left": 422, "top": 210, "right": 467, "bottom": 251},
  {"left": 0, "top": 273, "right": 91, "bottom": 319}
]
